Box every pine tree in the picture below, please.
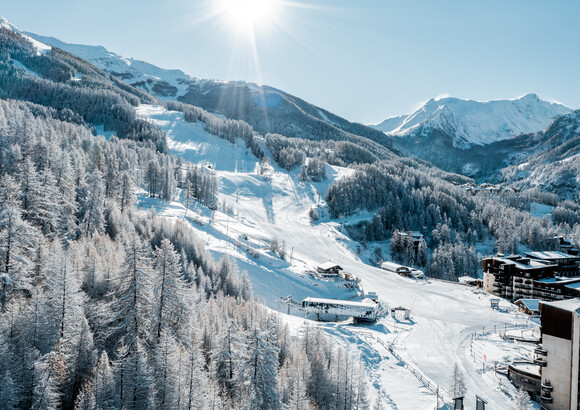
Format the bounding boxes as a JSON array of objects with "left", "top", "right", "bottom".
[
  {"left": 0, "top": 175, "right": 37, "bottom": 311},
  {"left": 151, "top": 238, "right": 188, "bottom": 344},
  {"left": 513, "top": 387, "right": 532, "bottom": 410},
  {"left": 107, "top": 239, "right": 153, "bottom": 350},
  {"left": 0, "top": 371, "right": 17, "bottom": 410},
  {"left": 118, "top": 338, "right": 155, "bottom": 409},
  {"left": 32, "top": 346, "right": 68, "bottom": 410},
  {"left": 92, "top": 351, "right": 118, "bottom": 409},
  {"left": 450, "top": 362, "right": 466, "bottom": 398},
  {"left": 78, "top": 169, "right": 106, "bottom": 237},
  {"left": 153, "top": 329, "right": 181, "bottom": 409},
  {"left": 239, "top": 328, "right": 281, "bottom": 410}
]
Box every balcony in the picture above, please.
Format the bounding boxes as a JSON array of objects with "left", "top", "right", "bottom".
[
  {"left": 540, "top": 395, "right": 553, "bottom": 403},
  {"left": 493, "top": 282, "right": 503, "bottom": 288},
  {"left": 534, "top": 347, "right": 547, "bottom": 356},
  {"left": 534, "top": 358, "right": 547, "bottom": 366},
  {"left": 514, "top": 278, "right": 523, "bottom": 283}
]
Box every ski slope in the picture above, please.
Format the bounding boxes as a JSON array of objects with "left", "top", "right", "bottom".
[{"left": 136, "top": 104, "right": 538, "bottom": 409}]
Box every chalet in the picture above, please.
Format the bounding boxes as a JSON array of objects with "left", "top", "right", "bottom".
[
  {"left": 301, "top": 297, "right": 377, "bottom": 322},
  {"left": 316, "top": 262, "right": 343, "bottom": 278},
  {"left": 515, "top": 299, "right": 541, "bottom": 316}
]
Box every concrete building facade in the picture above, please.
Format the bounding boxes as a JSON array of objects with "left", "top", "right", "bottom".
[{"left": 537, "top": 299, "right": 580, "bottom": 409}]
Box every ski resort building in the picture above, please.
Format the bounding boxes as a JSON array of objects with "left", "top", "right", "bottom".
[
  {"left": 508, "top": 362, "right": 541, "bottom": 400},
  {"left": 380, "top": 261, "right": 411, "bottom": 275},
  {"left": 482, "top": 254, "right": 580, "bottom": 302},
  {"left": 536, "top": 299, "right": 580, "bottom": 409},
  {"left": 524, "top": 251, "right": 580, "bottom": 277},
  {"left": 301, "top": 297, "right": 378, "bottom": 322},
  {"left": 316, "top": 262, "right": 343, "bottom": 278}
]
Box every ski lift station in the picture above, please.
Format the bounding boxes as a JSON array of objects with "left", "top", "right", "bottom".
[{"left": 301, "top": 297, "right": 378, "bottom": 322}]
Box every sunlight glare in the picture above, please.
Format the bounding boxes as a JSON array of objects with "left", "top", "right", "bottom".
[{"left": 219, "top": 0, "right": 277, "bottom": 34}]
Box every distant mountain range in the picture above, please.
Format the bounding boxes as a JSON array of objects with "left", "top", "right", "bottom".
[
  {"left": 374, "top": 94, "right": 571, "bottom": 147},
  {"left": 371, "top": 95, "right": 575, "bottom": 180}
]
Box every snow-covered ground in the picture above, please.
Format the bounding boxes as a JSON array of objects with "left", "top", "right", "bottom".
[{"left": 136, "top": 104, "right": 539, "bottom": 409}]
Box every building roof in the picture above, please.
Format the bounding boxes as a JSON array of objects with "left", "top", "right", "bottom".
[
  {"left": 526, "top": 251, "right": 579, "bottom": 261},
  {"left": 380, "top": 261, "right": 410, "bottom": 270},
  {"left": 516, "top": 299, "right": 540, "bottom": 312},
  {"left": 510, "top": 362, "right": 541, "bottom": 378},
  {"left": 317, "top": 262, "right": 342, "bottom": 271},
  {"left": 565, "top": 282, "right": 580, "bottom": 290},
  {"left": 495, "top": 257, "right": 553, "bottom": 270},
  {"left": 302, "top": 297, "right": 376, "bottom": 307},
  {"left": 538, "top": 277, "right": 558, "bottom": 283},
  {"left": 540, "top": 298, "right": 580, "bottom": 313}
]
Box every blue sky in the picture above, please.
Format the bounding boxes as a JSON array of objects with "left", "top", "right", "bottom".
[{"left": 3, "top": 0, "right": 579, "bottom": 123}]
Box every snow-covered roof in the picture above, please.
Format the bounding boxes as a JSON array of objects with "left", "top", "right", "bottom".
[
  {"left": 516, "top": 299, "right": 540, "bottom": 312},
  {"left": 565, "top": 282, "right": 580, "bottom": 290},
  {"left": 380, "top": 261, "right": 410, "bottom": 270},
  {"left": 540, "top": 298, "right": 580, "bottom": 313},
  {"left": 495, "top": 257, "right": 551, "bottom": 270},
  {"left": 317, "top": 262, "right": 342, "bottom": 271},
  {"left": 525, "top": 251, "right": 579, "bottom": 261},
  {"left": 510, "top": 362, "right": 541, "bottom": 378},
  {"left": 302, "top": 297, "right": 375, "bottom": 307}
]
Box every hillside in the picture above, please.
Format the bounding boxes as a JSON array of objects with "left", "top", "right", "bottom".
[{"left": 29, "top": 32, "right": 397, "bottom": 158}]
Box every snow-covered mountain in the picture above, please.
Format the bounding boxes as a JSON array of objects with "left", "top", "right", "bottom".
[
  {"left": 28, "top": 32, "right": 395, "bottom": 157},
  {"left": 500, "top": 110, "right": 580, "bottom": 198},
  {"left": 28, "top": 32, "right": 205, "bottom": 99},
  {"left": 375, "top": 94, "right": 571, "bottom": 148}
]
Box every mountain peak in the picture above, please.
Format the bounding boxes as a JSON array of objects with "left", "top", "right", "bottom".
[
  {"left": 373, "top": 94, "right": 571, "bottom": 146},
  {"left": 518, "top": 93, "right": 540, "bottom": 102}
]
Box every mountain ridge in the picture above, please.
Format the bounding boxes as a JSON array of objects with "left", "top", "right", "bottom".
[{"left": 374, "top": 93, "right": 571, "bottom": 147}]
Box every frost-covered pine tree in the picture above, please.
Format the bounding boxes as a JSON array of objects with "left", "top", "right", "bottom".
[
  {"left": 77, "top": 169, "right": 106, "bottom": 237},
  {"left": 106, "top": 239, "right": 153, "bottom": 350},
  {"left": 151, "top": 238, "right": 188, "bottom": 344},
  {"left": 32, "top": 346, "right": 68, "bottom": 410},
  {"left": 212, "top": 322, "right": 243, "bottom": 400},
  {"left": 0, "top": 175, "right": 37, "bottom": 311},
  {"left": 0, "top": 370, "right": 17, "bottom": 410},
  {"left": 118, "top": 337, "right": 155, "bottom": 409},
  {"left": 239, "top": 327, "right": 281, "bottom": 410},
  {"left": 91, "top": 350, "right": 118, "bottom": 409},
  {"left": 513, "top": 387, "right": 533, "bottom": 410},
  {"left": 450, "top": 362, "right": 466, "bottom": 398}
]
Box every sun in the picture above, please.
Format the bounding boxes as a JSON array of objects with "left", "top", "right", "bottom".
[{"left": 218, "top": 0, "right": 278, "bottom": 34}]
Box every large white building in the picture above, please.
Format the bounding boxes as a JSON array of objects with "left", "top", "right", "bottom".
[{"left": 537, "top": 298, "right": 580, "bottom": 409}]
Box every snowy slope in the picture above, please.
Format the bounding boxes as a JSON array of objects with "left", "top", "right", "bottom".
[
  {"left": 374, "top": 94, "right": 571, "bottom": 147},
  {"left": 137, "top": 104, "right": 537, "bottom": 409}
]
